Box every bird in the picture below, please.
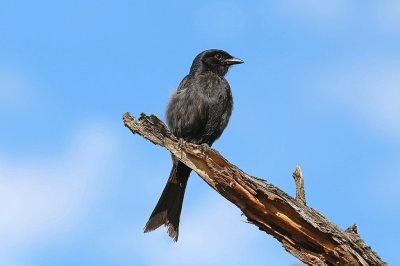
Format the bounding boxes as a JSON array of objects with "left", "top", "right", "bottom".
[{"left": 144, "top": 49, "right": 243, "bottom": 241}]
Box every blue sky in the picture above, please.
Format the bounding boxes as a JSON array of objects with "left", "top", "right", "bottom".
[{"left": 1, "top": 0, "right": 399, "bottom": 265}]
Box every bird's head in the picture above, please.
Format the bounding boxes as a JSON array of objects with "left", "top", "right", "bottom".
[{"left": 190, "top": 49, "right": 243, "bottom": 77}]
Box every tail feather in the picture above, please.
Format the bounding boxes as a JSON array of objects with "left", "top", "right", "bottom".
[{"left": 144, "top": 159, "right": 191, "bottom": 241}]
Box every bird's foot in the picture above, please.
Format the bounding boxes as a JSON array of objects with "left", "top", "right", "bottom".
[
  {"left": 177, "top": 138, "right": 186, "bottom": 149},
  {"left": 199, "top": 143, "right": 210, "bottom": 154},
  {"left": 177, "top": 138, "right": 186, "bottom": 160}
]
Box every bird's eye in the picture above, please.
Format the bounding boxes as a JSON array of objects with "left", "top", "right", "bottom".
[{"left": 214, "top": 53, "right": 222, "bottom": 60}]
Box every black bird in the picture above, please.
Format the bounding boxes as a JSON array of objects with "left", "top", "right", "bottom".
[{"left": 144, "top": 49, "right": 243, "bottom": 241}]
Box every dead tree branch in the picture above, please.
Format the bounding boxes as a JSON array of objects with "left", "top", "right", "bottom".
[
  {"left": 123, "top": 112, "right": 386, "bottom": 266},
  {"left": 292, "top": 165, "right": 306, "bottom": 206}
]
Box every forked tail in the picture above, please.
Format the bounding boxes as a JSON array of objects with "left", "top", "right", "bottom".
[{"left": 144, "top": 159, "right": 191, "bottom": 241}]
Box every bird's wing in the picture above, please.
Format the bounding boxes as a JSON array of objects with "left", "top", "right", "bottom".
[
  {"left": 176, "top": 75, "right": 190, "bottom": 94},
  {"left": 166, "top": 76, "right": 209, "bottom": 143}
]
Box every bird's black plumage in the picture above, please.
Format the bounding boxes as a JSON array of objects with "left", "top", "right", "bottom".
[{"left": 144, "top": 49, "right": 243, "bottom": 241}]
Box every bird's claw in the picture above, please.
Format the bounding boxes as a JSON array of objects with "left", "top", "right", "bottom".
[
  {"left": 178, "top": 138, "right": 186, "bottom": 149},
  {"left": 177, "top": 138, "right": 186, "bottom": 160},
  {"left": 200, "top": 143, "right": 210, "bottom": 154}
]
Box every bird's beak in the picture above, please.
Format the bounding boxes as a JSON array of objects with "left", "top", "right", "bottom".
[{"left": 224, "top": 57, "right": 244, "bottom": 65}]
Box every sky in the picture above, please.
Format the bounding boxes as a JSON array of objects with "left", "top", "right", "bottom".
[{"left": 1, "top": 0, "right": 399, "bottom": 265}]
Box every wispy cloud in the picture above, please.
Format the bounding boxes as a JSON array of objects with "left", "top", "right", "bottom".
[{"left": 0, "top": 121, "right": 119, "bottom": 265}]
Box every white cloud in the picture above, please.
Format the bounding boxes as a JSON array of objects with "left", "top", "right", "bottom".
[{"left": 0, "top": 121, "right": 119, "bottom": 265}]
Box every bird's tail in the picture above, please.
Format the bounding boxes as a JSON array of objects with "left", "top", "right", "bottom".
[{"left": 144, "top": 158, "right": 191, "bottom": 241}]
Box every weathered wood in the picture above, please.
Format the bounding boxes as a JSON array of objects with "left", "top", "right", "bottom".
[
  {"left": 123, "top": 112, "right": 386, "bottom": 266},
  {"left": 292, "top": 165, "right": 306, "bottom": 206}
]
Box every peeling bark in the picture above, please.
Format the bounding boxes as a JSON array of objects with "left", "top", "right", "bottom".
[{"left": 123, "top": 112, "right": 386, "bottom": 266}]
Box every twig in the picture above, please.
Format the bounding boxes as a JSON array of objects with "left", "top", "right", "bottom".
[{"left": 292, "top": 165, "right": 306, "bottom": 206}]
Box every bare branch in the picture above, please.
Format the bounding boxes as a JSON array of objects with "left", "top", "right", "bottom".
[
  {"left": 123, "top": 112, "right": 386, "bottom": 266},
  {"left": 292, "top": 165, "right": 306, "bottom": 206}
]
